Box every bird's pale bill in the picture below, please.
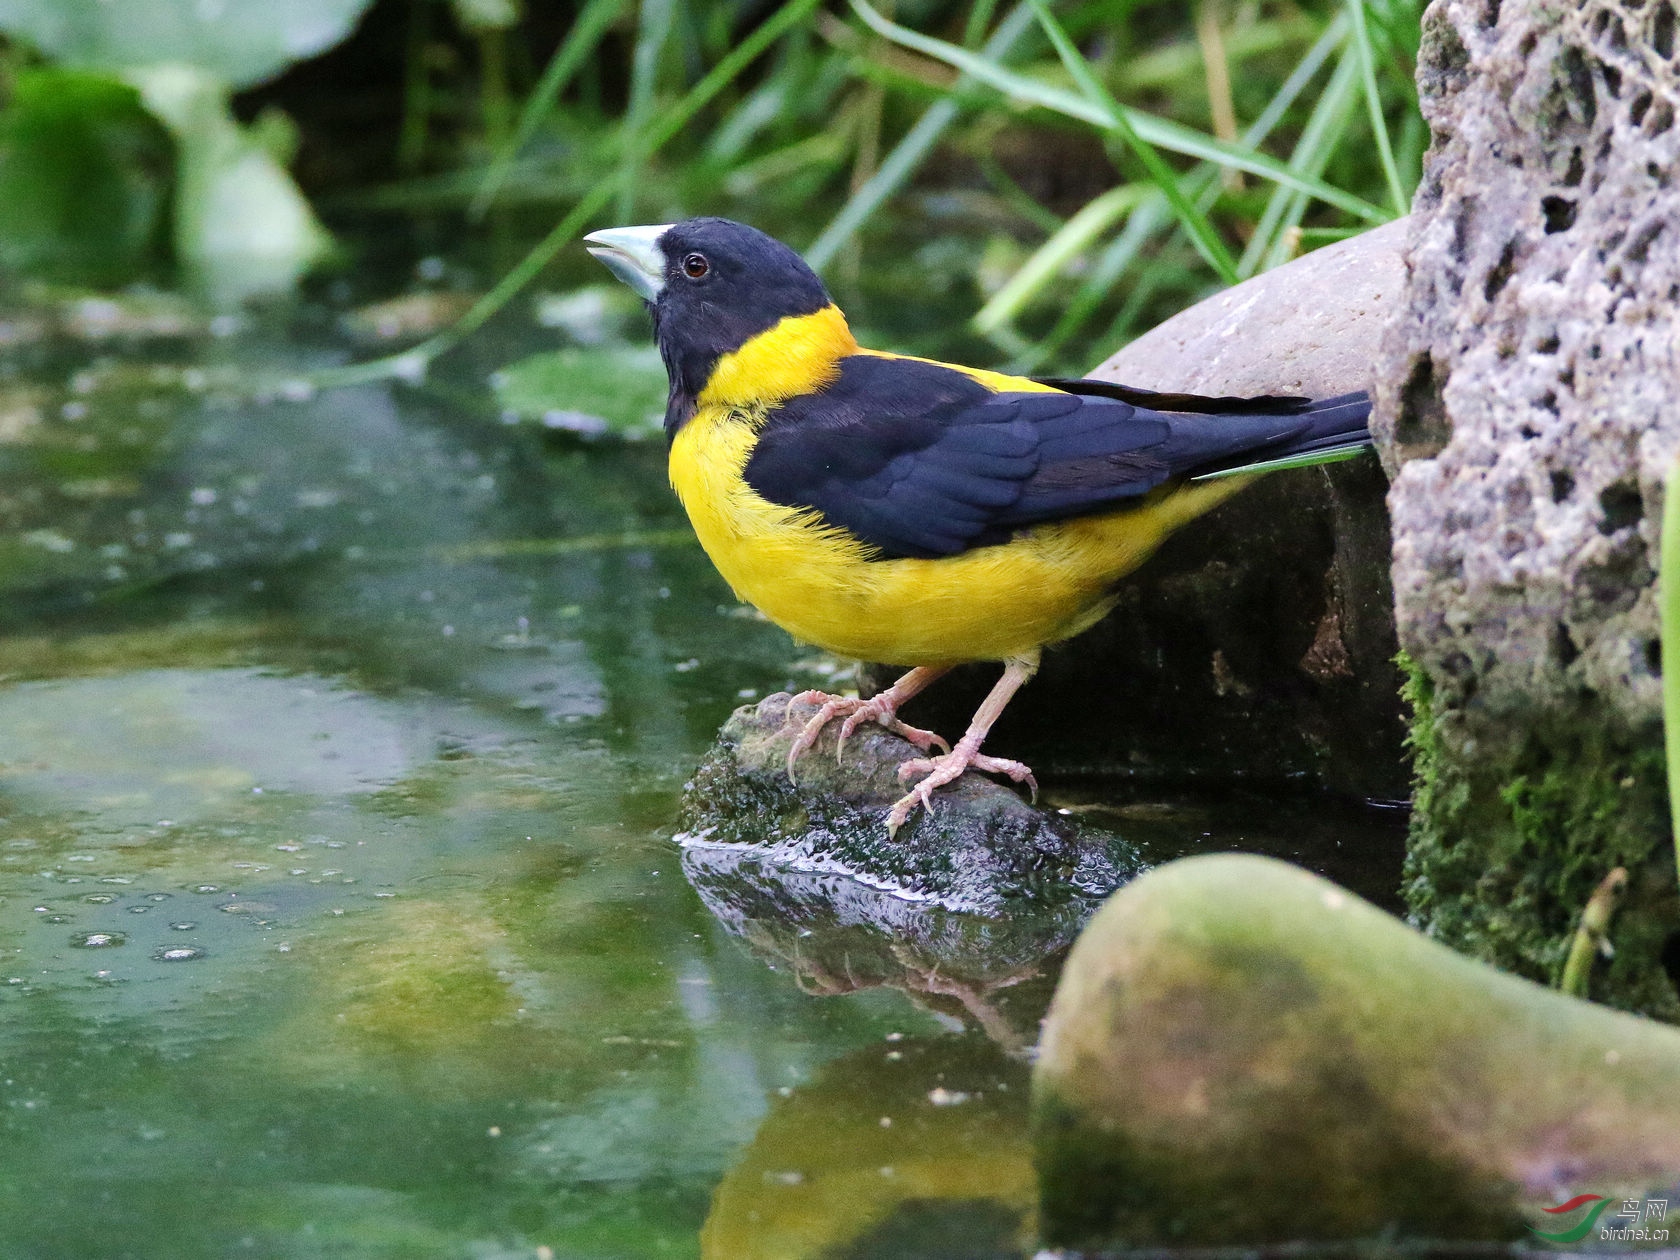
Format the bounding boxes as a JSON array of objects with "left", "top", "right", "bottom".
[{"left": 582, "top": 225, "right": 674, "bottom": 302}]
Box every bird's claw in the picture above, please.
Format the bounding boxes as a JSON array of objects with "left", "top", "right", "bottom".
[
  {"left": 783, "top": 689, "right": 948, "bottom": 783},
  {"left": 836, "top": 707, "right": 949, "bottom": 764},
  {"left": 886, "top": 748, "right": 1040, "bottom": 835},
  {"left": 886, "top": 779, "right": 939, "bottom": 838},
  {"left": 784, "top": 689, "right": 840, "bottom": 783}
]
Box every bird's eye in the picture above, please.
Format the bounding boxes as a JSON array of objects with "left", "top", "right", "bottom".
[{"left": 682, "top": 252, "right": 710, "bottom": 279}]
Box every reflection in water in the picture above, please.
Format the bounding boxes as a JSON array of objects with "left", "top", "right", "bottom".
[
  {"left": 700, "top": 1036, "right": 1035, "bottom": 1260},
  {"left": 681, "top": 842, "right": 1071, "bottom": 1053}
]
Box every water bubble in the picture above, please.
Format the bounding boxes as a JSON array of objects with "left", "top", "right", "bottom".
[
  {"left": 145, "top": 893, "right": 171, "bottom": 902},
  {"left": 152, "top": 947, "right": 205, "bottom": 963},
  {"left": 71, "top": 932, "right": 126, "bottom": 948},
  {"left": 82, "top": 894, "right": 116, "bottom": 904},
  {"left": 169, "top": 922, "right": 198, "bottom": 931},
  {"left": 41, "top": 914, "right": 70, "bottom": 924},
  {"left": 192, "top": 884, "right": 221, "bottom": 894},
  {"left": 99, "top": 876, "right": 133, "bottom": 885},
  {"left": 127, "top": 905, "right": 150, "bottom": 915}
]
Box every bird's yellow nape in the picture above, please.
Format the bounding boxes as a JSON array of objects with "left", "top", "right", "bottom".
[{"left": 696, "top": 304, "right": 858, "bottom": 411}]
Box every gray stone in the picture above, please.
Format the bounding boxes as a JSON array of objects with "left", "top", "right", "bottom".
[
  {"left": 864, "top": 224, "right": 1409, "bottom": 799},
  {"left": 1095, "top": 215, "right": 1410, "bottom": 397},
  {"left": 1371, "top": 0, "right": 1680, "bottom": 1014}
]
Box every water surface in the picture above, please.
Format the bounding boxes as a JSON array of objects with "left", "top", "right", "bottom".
[{"left": 0, "top": 291, "right": 1402, "bottom": 1258}]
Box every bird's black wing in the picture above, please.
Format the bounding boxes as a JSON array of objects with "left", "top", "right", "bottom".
[
  {"left": 742, "top": 355, "right": 1359, "bottom": 561},
  {"left": 1031, "top": 375, "right": 1311, "bottom": 415}
]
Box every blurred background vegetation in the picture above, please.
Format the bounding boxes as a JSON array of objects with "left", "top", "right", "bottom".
[{"left": 0, "top": 0, "right": 1423, "bottom": 379}]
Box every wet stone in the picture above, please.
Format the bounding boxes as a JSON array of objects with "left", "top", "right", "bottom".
[
  {"left": 152, "top": 946, "right": 206, "bottom": 963},
  {"left": 677, "top": 693, "right": 1139, "bottom": 917},
  {"left": 70, "top": 932, "right": 126, "bottom": 948}
]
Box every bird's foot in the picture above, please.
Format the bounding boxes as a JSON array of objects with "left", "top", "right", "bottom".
[
  {"left": 886, "top": 747, "right": 1038, "bottom": 837},
  {"left": 784, "top": 689, "right": 949, "bottom": 783}
]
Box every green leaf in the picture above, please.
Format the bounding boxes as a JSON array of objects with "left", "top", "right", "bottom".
[
  {"left": 129, "top": 65, "right": 333, "bottom": 307},
  {"left": 492, "top": 346, "right": 668, "bottom": 440},
  {"left": 0, "top": 0, "right": 379, "bottom": 90},
  {"left": 0, "top": 67, "right": 173, "bottom": 287}
]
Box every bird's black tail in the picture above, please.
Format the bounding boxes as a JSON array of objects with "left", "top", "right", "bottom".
[{"left": 1186, "top": 390, "right": 1373, "bottom": 482}]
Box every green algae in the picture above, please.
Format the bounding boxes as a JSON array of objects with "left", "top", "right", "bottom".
[{"left": 1401, "top": 675, "right": 1678, "bottom": 1017}]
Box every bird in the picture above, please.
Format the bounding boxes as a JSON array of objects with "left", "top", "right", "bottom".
[{"left": 585, "top": 217, "right": 1372, "bottom": 835}]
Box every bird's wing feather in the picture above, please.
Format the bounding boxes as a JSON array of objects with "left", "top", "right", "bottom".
[
  {"left": 1030, "top": 375, "right": 1312, "bottom": 415},
  {"left": 742, "top": 355, "right": 1352, "bottom": 561}
]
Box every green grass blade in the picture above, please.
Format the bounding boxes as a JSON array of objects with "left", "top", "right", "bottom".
[
  {"left": 1238, "top": 46, "right": 1361, "bottom": 276},
  {"left": 1125, "top": 109, "right": 1385, "bottom": 223},
  {"left": 1344, "top": 0, "right": 1408, "bottom": 215},
  {"left": 963, "top": 0, "right": 1004, "bottom": 47},
  {"left": 1025, "top": 0, "right": 1238, "bottom": 284},
  {"left": 982, "top": 16, "right": 1342, "bottom": 360},
  {"left": 1000, "top": 189, "right": 1174, "bottom": 369},
  {"left": 805, "top": 1, "right": 1037, "bottom": 270},
  {"left": 1244, "top": 12, "right": 1348, "bottom": 145},
  {"left": 618, "top": 0, "right": 678, "bottom": 220},
  {"left": 1191, "top": 443, "right": 1369, "bottom": 481},
  {"left": 470, "top": 0, "right": 626, "bottom": 220},
  {"left": 848, "top": 0, "right": 1389, "bottom": 224},
  {"left": 1664, "top": 449, "right": 1680, "bottom": 889},
  {"left": 974, "top": 182, "right": 1146, "bottom": 332},
  {"left": 315, "top": 0, "right": 824, "bottom": 386}
]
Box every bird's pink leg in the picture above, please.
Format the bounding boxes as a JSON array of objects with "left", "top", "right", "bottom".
[
  {"left": 887, "top": 652, "right": 1040, "bottom": 837},
  {"left": 785, "top": 666, "right": 952, "bottom": 782}
]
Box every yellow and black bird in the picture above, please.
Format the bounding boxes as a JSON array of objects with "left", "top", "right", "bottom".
[{"left": 585, "top": 217, "right": 1371, "bottom": 834}]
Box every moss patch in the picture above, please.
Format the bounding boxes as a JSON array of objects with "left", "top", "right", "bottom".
[{"left": 1400, "top": 661, "right": 1679, "bottom": 1018}]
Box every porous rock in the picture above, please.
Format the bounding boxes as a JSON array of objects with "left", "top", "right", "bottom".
[
  {"left": 864, "top": 222, "right": 1409, "bottom": 799},
  {"left": 676, "top": 692, "right": 1137, "bottom": 917},
  {"left": 1033, "top": 854, "right": 1680, "bottom": 1249},
  {"left": 1371, "top": 0, "right": 1680, "bottom": 1014}
]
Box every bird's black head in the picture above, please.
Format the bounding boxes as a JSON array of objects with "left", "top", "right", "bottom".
[{"left": 584, "top": 217, "right": 833, "bottom": 434}]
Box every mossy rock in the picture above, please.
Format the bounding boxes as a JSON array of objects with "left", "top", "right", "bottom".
[
  {"left": 1033, "top": 854, "right": 1680, "bottom": 1249},
  {"left": 1401, "top": 659, "right": 1680, "bottom": 1021},
  {"left": 678, "top": 692, "right": 1138, "bottom": 916}
]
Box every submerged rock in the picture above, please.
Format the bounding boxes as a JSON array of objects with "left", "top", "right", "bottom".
[
  {"left": 864, "top": 220, "right": 1409, "bottom": 800},
  {"left": 1370, "top": 0, "right": 1680, "bottom": 1015},
  {"left": 1033, "top": 854, "right": 1680, "bottom": 1249},
  {"left": 676, "top": 692, "right": 1138, "bottom": 917}
]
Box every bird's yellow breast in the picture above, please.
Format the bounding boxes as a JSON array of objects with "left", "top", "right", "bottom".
[{"left": 667, "top": 320, "right": 1250, "bottom": 665}]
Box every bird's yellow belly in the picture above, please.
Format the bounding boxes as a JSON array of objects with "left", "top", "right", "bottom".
[{"left": 669, "top": 411, "right": 1249, "bottom": 665}]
